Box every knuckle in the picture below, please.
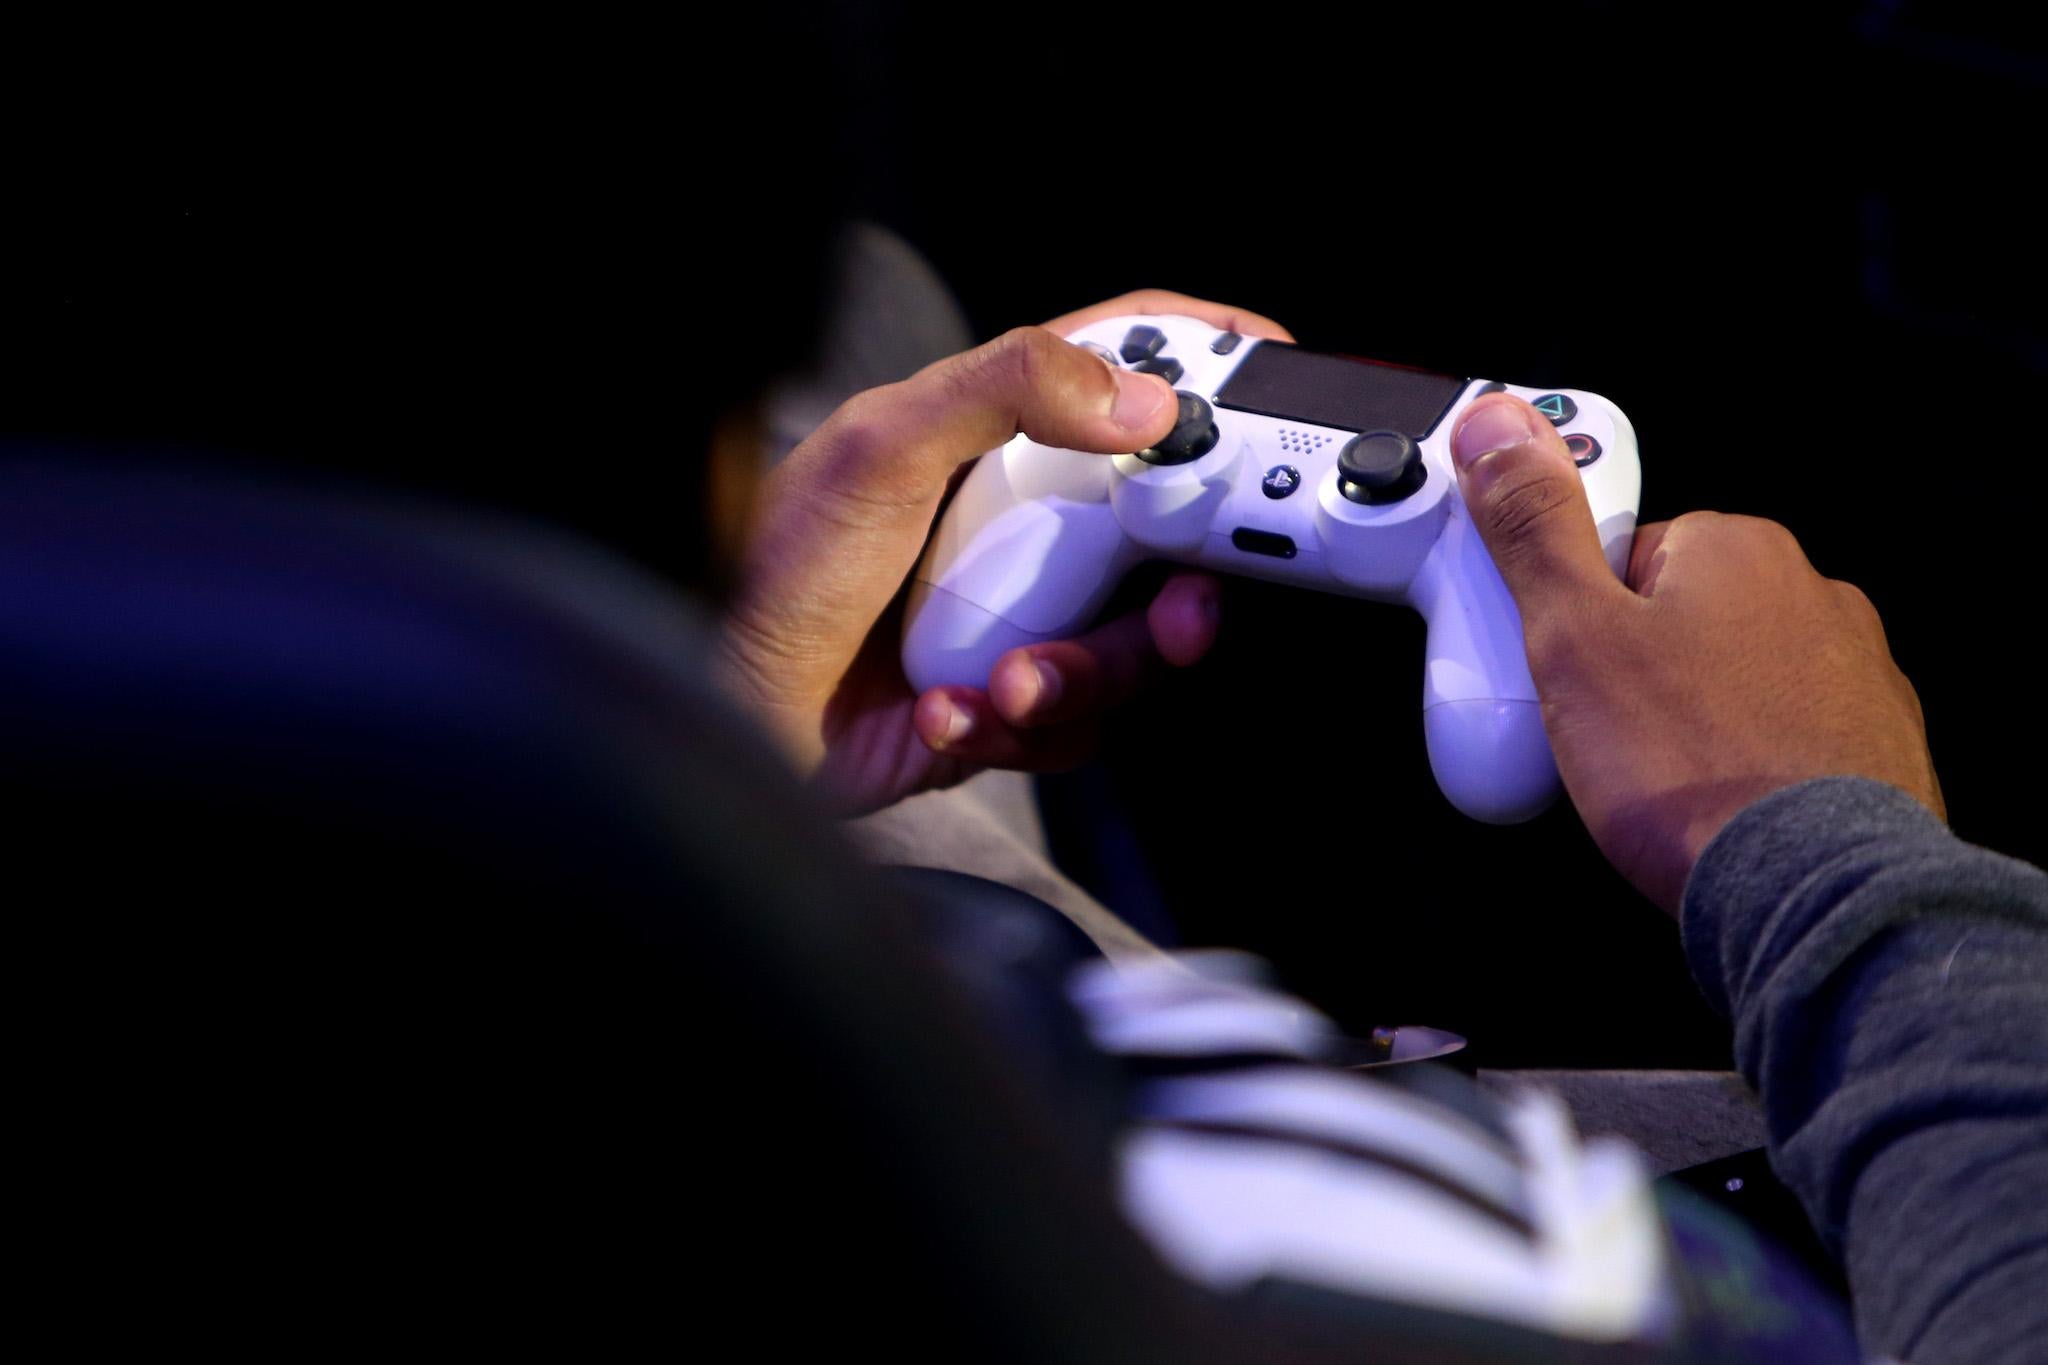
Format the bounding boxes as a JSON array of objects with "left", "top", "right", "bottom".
[
  {"left": 1484, "top": 472, "right": 1580, "bottom": 552},
  {"left": 1733, "top": 514, "right": 1800, "bottom": 552},
  {"left": 1759, "top": 518, "right": 1801, "bottom": 552},
  {"left": 817, "top": 389, "right": 895, "bottom": 475},
  {"left": 801, "top": 387, "right": 930, "bottom": 513},
  {"left": 1833, "top": 579, "right": 1889, "bottom": 636},
  {"left": 984, "top": 325, "right": 1060, "bottom": 395},
  {"left": 1695, "top": 512, "right": 1814, "bottom": 566}
]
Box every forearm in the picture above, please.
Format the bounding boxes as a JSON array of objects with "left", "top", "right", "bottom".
[{"left": 1682, "top": 777, "right": 2048, "bottom": 1364}]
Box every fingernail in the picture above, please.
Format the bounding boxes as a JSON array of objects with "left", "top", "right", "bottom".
[
  {"left": 1111, "top": 369, "right": 1172, "bottom": 429},
  {"left": 929, "top": 695, "right": 974, "bottom": 748},
  {"left": 1452, "top": 401, "right": 1539, "bottom": 471},
  {"left": 1030, "top": 658, "right": 1063, "bottom": 712}
]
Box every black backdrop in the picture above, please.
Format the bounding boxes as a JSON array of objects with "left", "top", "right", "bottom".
[
  {"left": 835, "top": 2, "right": 2048, "bottom": 1065},
  {"left": 6, "top": 5, "right": 2042, "bottom": 1068}
]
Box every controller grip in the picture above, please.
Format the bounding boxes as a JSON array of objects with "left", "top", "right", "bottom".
[
  {"left": 1414, "top": 508, "right": 1561, "bottom": 823},
  {"left": 1423, "top": 701, "right": 1560, "bottom": 824},
  {"left": 900, "top": 438, "right": 1136, "bottom": 694},
  {"left": 901, "top": 581, "right": 1063, "bottom": 696}
]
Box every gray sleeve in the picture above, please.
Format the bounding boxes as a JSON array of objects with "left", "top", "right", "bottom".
[{"left": 1681, "top": 777, "right": 2048, "bottom": 1365}]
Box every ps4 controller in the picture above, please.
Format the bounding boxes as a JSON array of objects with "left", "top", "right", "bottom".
[{"left": 900, "top": 314, "right": 1641, "bottom": 823}]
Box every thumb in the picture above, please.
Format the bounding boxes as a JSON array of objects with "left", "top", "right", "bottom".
[{"left": 1450, "top": 394, "right": 1622, "bottom": 625}]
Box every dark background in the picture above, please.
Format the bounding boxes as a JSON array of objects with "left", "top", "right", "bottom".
[{"left": 6, "top": 4, "right": 2042, "bottom": 1067}]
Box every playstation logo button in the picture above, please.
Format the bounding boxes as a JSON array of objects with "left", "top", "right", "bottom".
[{"left": 1262, "top": 464, "right": 1302, "bottom": 499}]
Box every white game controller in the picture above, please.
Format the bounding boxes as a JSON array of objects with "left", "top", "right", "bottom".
[{"left": 900, "top": 314, "right": 1640, "bottom": 823}]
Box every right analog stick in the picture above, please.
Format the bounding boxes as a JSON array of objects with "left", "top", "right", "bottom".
[
  {"left": 1338, "top": 430, "right": 1426, "bottom": 505},
  {"left": 1136, "top": 391, "right": 1221, "bottom": 466}
]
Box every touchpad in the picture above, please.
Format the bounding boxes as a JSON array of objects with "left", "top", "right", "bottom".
[{"left": 1216, "top": 343, "right": 1464, "bottom": 437}]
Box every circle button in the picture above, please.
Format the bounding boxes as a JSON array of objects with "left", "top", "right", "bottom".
[{"left": 1563, "top": 433, "right": 1602, "bottom": 468}]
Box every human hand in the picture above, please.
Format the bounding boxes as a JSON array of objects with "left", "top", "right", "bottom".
[
  {"left": 720, "top": 290, "right": 1293, "bottom": 814},
  {"left": 1447, "top": 393, "right": 1945, "bottom": 913}
]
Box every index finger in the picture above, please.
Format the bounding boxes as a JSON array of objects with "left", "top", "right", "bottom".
[{"left": 1041, "top": 289, "right": 1295, "bottom": 343}]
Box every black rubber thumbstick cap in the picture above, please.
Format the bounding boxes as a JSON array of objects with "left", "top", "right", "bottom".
[
  {"left": 1136, "top": 391, "right": 1221, "bottom": 466},
  {"left": 1337, "top": 430, "right": 1427, "bottom": 504}
]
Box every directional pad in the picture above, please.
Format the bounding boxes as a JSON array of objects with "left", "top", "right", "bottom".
[
  {"left": 1134, "top": 355, "right": 1184, "bottom": 386},
  {"left": 1120, "top": 325, "right": 1167, "bottom": 363}
]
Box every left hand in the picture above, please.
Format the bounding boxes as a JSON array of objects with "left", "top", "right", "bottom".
[{"left": 720, "top": 290, "right": 1293, "bottom": 814}]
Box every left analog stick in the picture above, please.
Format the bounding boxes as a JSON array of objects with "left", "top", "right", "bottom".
[{"left": 1136, "top": 392, "right": 1221, "bottom": 466}]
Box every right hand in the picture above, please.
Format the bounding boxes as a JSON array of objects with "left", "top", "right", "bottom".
[{"left": 1447, "top": 393, "right": 1945, "bottom": 914}]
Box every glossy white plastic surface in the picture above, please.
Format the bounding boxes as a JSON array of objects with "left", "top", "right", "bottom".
[{"left": 1423, "top": 700, "right": 1562, "bottom": 825}]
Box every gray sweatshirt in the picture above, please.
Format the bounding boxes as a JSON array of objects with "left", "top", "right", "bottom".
[{"left": 1682, "top": 778, "right": 2048, "bottom": 1364}]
